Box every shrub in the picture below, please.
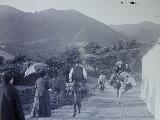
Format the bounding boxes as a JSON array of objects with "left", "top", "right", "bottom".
[{"left": 16, "top": 82, "right": 87, "bottom": 115}]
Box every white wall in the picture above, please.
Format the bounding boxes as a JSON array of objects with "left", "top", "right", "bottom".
[{"left": 141, "top": 42, "right": 160, "bottom": 120}]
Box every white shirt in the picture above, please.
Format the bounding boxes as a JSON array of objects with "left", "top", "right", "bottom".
[
  {"left": 98, "top": 75, "right": 106, "bottom": 83},
  {"left": 69, "top": 64, "right": 87, "bottom": 83}
]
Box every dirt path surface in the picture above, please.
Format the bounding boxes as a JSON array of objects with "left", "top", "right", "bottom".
[{"left": 28, "top": 82, "right": 154, "bottom": 120}]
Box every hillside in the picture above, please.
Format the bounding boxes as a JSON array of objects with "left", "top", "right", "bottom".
[
  {"left": 0, "top": 5, "right": 129, "bottom": 58},
  {"left": 109, "top": 21, "right": 160, "bottom": 45},
  {"left": 0, "top": 50, "right": 14, "bottom": 60}
]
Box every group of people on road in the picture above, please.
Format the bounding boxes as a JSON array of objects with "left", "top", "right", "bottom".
[
  {"left": 97, "top": 61, "right": 136, "bottom": 104},
  {"left": 0, "top": 58, "right": 136, "bottom": 120},
  {"left": 0, "top": 57, "right": 88, "bottom": 120},
  {"left": 30, "top": 58, "right": 88, "bottom": 118}
]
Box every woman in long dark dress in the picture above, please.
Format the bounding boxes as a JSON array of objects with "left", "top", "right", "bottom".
[
  {"left": 33, "top": 70, "right": 51, "bottom": 117},
  {"left": 0, "top": 70, "right": 25, "bottom": 120}
]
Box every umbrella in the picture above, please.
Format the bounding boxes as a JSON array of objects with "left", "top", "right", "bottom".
[
  {"left": 25, "top": 63, "right": 48, "bottom": 77},
  {"left": 120, "top": 72, "right": 136, "bottom": 87}
]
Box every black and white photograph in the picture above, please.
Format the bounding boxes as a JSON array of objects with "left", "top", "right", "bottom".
[{"left": 0, "top": 0, "right": 159, "bottom": 120}]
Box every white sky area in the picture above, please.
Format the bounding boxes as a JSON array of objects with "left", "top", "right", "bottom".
[{"left": 0, "top": 0, "right": 159, "bottom": 25}]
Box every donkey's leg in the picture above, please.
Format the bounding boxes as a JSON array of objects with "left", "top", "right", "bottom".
[
  {"left": 118, "top": 91, "right": 121, "bottom": 104},
  {"left": 118, "top": 88, "right": 124, "bottom": 105},
  {"left": 117, "top": 88, "right": 119, "bottom": 98},
  {"left": 118, "top": 88, "right": 122, "bottom": 104},
  {"left": 101, "top": 83, "right": 103, "bottom": 93},
  {"left": 102, "top": 83, "right": 105, "bottom": 92}
]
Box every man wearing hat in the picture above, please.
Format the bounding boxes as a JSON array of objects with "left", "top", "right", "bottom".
[{"left": 69, "top": 58, "right": 87, "bottom": 117}]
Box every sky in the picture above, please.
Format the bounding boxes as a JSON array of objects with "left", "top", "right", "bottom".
[{"left": 0, "top": 0, "right": 160, "bottom": 25}]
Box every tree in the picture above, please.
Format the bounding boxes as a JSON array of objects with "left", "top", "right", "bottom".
[
  {"left": 105, "top": 46, "right": 111, "bottom": 53},
  {"left": 12, "top": 55, "right": 27, "bottom": 64},
  {"left": 46, "top": 57, "right": 63, "bottom": 70},
  {"left": 84, "top": 42, "right": 101, "bottom": 54},
  {"left": 46, "top": 57, "right": 58, "bottom": 66},
  {"left": 112, "top": 43, "right": 117, "bottom": 51},
  {"left": 60, "top": 47, "right": 81, "bottom": 64},
  {"left": 97, "top": 47, "right": 111, "bottom": 55},
  {"left": 116, "top": 40, "right": 124, "bottom": 51},
  {"left": 0, "top": 56, "right": 4, "bottom": 65},
  {"left": 127, "top": 39, "right": 141, "bottom": 49}
]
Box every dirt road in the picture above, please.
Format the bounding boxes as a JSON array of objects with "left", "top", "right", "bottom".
[{"left": 29, "top": 82, "right": 154, "bottom": 120}]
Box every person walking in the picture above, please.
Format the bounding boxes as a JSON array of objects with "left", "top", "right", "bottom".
[
  {"left": 124, "top": 64, "right": 131, "bottom": 73},
  {"left": 69, "top": 58, "right": 87, "bottom": 117},
  {"left": 0, "top": 70, "right": 25, "bottom": 120},
  {"left": 98, "top": 71, "right": 106, "bottom": 92},
  {"left": 109, "top": 61, "right": 124, "bottom": 103},
  {"left": 115, "top": 61, "right": 124, "bottom": 75},
  {"left": 32, "top": 70, "right": 51, "bottom": 118}
]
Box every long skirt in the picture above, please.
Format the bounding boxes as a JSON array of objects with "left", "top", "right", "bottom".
[
  {"left": 32, "top": 91, "right": 51, "bottom": 118},
  {"left": 32, "top": 90, "right": 39, "bottom": 118},
  {"left": 38, "top": 95, "right": 51, "bottom": 117}
]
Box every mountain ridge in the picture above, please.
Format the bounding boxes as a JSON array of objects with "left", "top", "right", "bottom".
[
  {"left": 0, "top": 6, "right": 159, "bottom": 58},
  {"left": 0, "top": 6, "right": 130, "bottom": 58},
  {"left": 109, "top": 21, "right": 160, "bottom": 44}
]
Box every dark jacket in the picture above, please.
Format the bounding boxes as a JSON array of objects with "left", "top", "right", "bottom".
[
  {"left": 0, "top": 83, "right": 25, "bottom": 120},
  {"left": 115, "top": 66, "right": 124, "bottom": 74},
  {"left": 35, "top": 77, "right": 51, "bottom": 117},
  {"left": 35, "top": 77, "right": 50, "bottom": 96}
]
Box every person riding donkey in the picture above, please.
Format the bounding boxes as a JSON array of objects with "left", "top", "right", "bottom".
[
  {"left": 109, "top": 61, "right": 124, "bottom": 102},
  {"left": 110, "top": 61, "right": 136, "bottom": 104},
  {"left": 69, "top": 58, "right": 87, "bottom": 117}
]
